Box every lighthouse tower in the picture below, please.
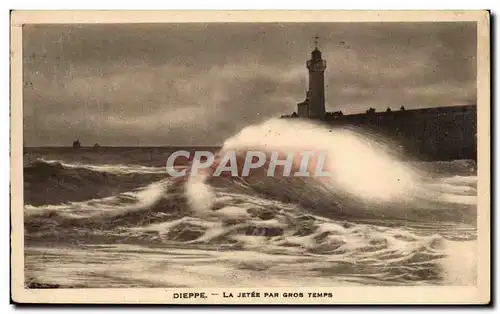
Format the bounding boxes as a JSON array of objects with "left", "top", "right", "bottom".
[{"left": 306, "top": 37, "right": 327, "bottom": 119}]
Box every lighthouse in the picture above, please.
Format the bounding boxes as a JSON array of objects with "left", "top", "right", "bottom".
[
  {"left": 306, "top": 37, "right": 327, "bottom": 119},
  {"left": 297, "top": 37, "right": 327, "bottom": 120}
]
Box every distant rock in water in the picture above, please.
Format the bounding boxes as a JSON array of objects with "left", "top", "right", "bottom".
[
  {"left": 72, "top": 140, "right": 81, "bottom": 149},
  {"left": 93, "top": 143, "right": 100, "bottom": 151}
]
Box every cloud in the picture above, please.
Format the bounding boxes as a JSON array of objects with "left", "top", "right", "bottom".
[{"left": 22, "top": 22, "right": 477, "bottom": 146}]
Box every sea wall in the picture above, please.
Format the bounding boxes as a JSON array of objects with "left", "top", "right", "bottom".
[
  {"left": 282, "top": 105, "right": 477, "bottom": 161},
  {"left": 323, "top": 105, "right": 477, "bottom": 161}
]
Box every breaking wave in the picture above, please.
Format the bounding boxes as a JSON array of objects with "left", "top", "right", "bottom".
[
  {"left": 23, "top": 159, "right": 169, "bottom": 206},
  {"left": 24, "top": 118, "right": 478, "bottom": 287},
  {"left": 30, "top": 158, "right": 168, "bottom": 174}
]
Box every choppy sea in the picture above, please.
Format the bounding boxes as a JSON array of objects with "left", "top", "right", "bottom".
[{"left": 23, "top": 119, "right": 477, "bottom": 288}]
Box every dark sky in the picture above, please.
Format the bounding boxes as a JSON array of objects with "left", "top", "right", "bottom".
[{"left": 23, "top": 22, "right": 477, "bottom": 146}]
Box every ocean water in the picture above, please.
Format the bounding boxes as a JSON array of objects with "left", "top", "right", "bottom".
[{"left": 23, "top": 119, "right": 477, "bottom": 288}]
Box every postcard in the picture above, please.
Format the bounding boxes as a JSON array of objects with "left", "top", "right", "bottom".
[{"left": 10, "top": 10, "right": 490, "bottom": 304}]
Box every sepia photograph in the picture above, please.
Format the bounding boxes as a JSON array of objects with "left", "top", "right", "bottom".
[{"left": 10, "top": 10, "right": 490, "bottom": 304}]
